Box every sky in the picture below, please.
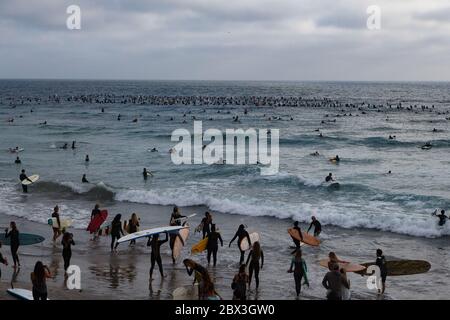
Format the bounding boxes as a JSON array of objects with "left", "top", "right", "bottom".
[{"left": 0, "top": 0, "right": 449, "bottom": 81}]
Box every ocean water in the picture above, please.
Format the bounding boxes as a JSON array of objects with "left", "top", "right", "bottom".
[{"left": 1, "top": 80, "right": 450, "bottom": 239}]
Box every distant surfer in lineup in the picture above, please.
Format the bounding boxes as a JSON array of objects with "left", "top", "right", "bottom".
[
  {"left": 376, "top": 249, "right": 388, "bottom": 295},
  {"left": 206, "top": 224, "right": 223, "bottom": 267},
  {"left": 61, "top": 232, "right": 75, "bottom": 272},
  {"left": 290, "top": 221, "right": 303, "bottom": 253},
  {"left": 307, "top": 216, "right": 322, "bottom": 237},
  {"left": 85, "top": 155, "right": 90, "bottom": 162},
  {"left": 147, "top": 232, "right": 168, "bottom": 280},
  {"left": 19, "top": 169, "right": 32, "bottom": 193},
  {"left": 435, "top": 210, "right": 448, "bottom": 226},
  {"left": 231, "top": 264, "right": 249, "bottom": 301},
  {"left": 51, "top": 205, "right": 62, "bottom": 241},
  {"left": 325, "top": 173, "right": 335, "bottom": 182},
  {"left": 5, "top": 221, "right": 20, "bottom": 268},
  {"left": 229, "top": 224, "right": 252, "bottom": 265},
  {"left": 288, "top": 249, "right": 309, "bottom": 296},
  {"left": 246, "top": 241, "right": 264, "bottom": 289},
  {"left": 71, "top": 141, "right": 76, "bottom": 149},
  {"left": 110, "top": 214, "right": 124, "bottom": 252},
  {"left": 82, "top": 174, "right": 89, "bottom": 183},
  {"left": 62, "top": 143, "right": 68, "bottom": 149},
  {"left": 14, "top": 156, "right": 21, "bottom": 164},
  {"left": 310, "top": 151, "right": 320, "bottom": 156}
]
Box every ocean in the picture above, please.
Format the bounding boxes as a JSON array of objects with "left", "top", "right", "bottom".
[{"left": 0, "top": 80, "right": 449, "bottom": 300}]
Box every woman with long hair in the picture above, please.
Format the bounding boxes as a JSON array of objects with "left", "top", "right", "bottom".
[
  {"left": 31, "top": 261, "right": 52, "bottom": 300},
  {"left": 128, "top": 213, "right": 140, "bottom": 246},
  {"left": 288, "top": 249, "right": 309, "bottom": 296},
  {"left": 61, "top": 232, "right": 75, "bottom": 271},
  {"left": 183, "top": 259, "right": 210, "bottom": 299},
  {"left": 246, "top": 241, "right": 264, "bottom": 289}
]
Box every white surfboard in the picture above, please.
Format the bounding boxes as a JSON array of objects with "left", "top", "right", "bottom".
[
  {"left": 21, "top": 174, "right": 39, "bottom": 185},
  {"left": 117, "top": 225, "right": 188, "bottom": 244},
  {"left": 174, "top": 213, "right": 197, "bottom": 222},
  {"left": 9, "top": 148, "right": 24, "bottom": 153},
  {"left": 48, "top": 218, "right": 73, "bottom": 229},
  {"left": 240, "top": 232, "right": 260, "bottom": 251},
  {"left": 7, "top": 288, "right": 50, "bottom": 300}
]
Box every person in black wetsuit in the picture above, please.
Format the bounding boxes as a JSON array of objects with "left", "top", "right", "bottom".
[
  {"left": 19, "top": 169, "right": 32, "bottom": 193},
  {"left": 183, "top": 259, "right": 211, "bottom": 299},
  {"left": 110, "top": 214, "right": 124, "bottom": 252},
  {"left": 15, "top": 156, "right": 21, "bottom": 164},
  {"left": 143, "top": 168, "right": 153, "bottom": 179},
  {"left": 325, "top": 173, "right": 335, "bottom": 182},
  {"left": 376, "top": 249, "right": 388, "bottom": 294},
  {"left": 82, "top": 174, "right": 89, "bottom": 183},
  {"left": 148, "top": 232, "right": 168, "bottom": 281},
  {"left": 229, "top": 224, "right": 251, "bottom": 265},
  {"left": 288, "top": 249, "right": 309, "bottom": 296},
  {"left": 0, "top": 241, "right": 8, "bottom": 280},
  {"left": 307, "top": 216, "right": 322, "bottom": 237},
  {"left": 5, "top": 221, "right": 20, "bottom": 268},
  {"left": 201, "top": 212, "right": 213, "bottom": 239},
  {"left": 246, "top": 241, "right": 264, "bottom": 289},
  {"left": 436, "top": 210, "right": 448, "bottom": 226},
  {"left": 290, "top": 221, "right": 304, "bottom": 253},
  {"left": 207, "top": 224, "right": 223, "bottom": 267},
  {"left": 169, "top": 207, "right": 186, "bottom": 263},
  {"left": 71, "top": 141, "right": 76, "bottom": 149},
  {"left": 61, "top": 232, "right": 75, "bottom": 272}
]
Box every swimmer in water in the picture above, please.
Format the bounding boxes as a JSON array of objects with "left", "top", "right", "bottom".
[
  {"left": 82, "top": 174, "right": 89, "bottom": 183},
  {"left": 14, "top": 156, "right": 21, "bottom": 164},
  {"left": 310, "top": 151, "right": 320, "bottom": 156},
  {"left": 435, "top": 210, "right": 448, "bottom": 226},
  {"left": 325, "top": 173, "right": 335, "bottom": 182}
]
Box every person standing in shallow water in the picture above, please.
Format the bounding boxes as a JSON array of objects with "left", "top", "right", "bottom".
[
  {"left": 61, "top": 232, "right": 75, "bottom": 272},
  {"left": 232, "top": 264, "right": 249, "bottom": 300},
  {"left": 110, "top": 214, "right": 124, "bottom": 252},
  {"left": 128, "top": 213, "right": 140, "bottom": 246},
  {"left": 246, "top": 241, "right": 264, "bottom": 289},
  {"left": 288, "top": 249, "right": 309, "bottom": 297},
  {"left": 19, "top": 169, "right": 32, "bottom": 193},
  {"left": 206, "top": 224, "right": 223, "bottom": 267},
  {"left": 307, "top": 216, "right": 322, "bottom": 237},
  {"left": 229, "top": 224, "right": 252, "bottom": 265},
  {"left": 148, "top": 232, "right": 168, "bottom": 281},
  {"left": 376, "top": 249, "right": 388, "bottom": 295},
  {"left": 51, "top": 205, "right": 62, "bottom": 241},
  {"left": 290, "top": 221, "right": 303, "bottom": 253}
]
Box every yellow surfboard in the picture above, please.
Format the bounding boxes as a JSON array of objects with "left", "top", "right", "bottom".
[{"left": 191, "top": 237, "right": 208, "bottom": 254}]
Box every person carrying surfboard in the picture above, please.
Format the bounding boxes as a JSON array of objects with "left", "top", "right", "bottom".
[
  {"left": 207, "top": 224, "right": 223, "bottom": 267},
  {"left": 183, "top": 259, "right": 210, "bottom": 299},
  {"left": 169, "top": 207, "right": 186, "bottom": 261},
  {"left": 148, "top": 232, "right": 168, "bottom": 281},
  {"left": 229, "top": 224, "right": 251, "bottom": 265},
  {"left": 288, "top": 249, "right": 308, "bottom": 296},
  {"left": 90, "top": 204, "right": 102, "bottom": 240},
  {"left": 19, "top": 169, "right": 32, "bottom": 193},
  {"left": 127, "top": 213, "right": 140, "bottom": 246},
  {"left": 51, "top": 206, "right": 62, "bottom": 242},
  {"left": 246, "top": 241, "right": 264, "bottom": 289},
  {"left": 110, "top": 214, "right": 125, "bottom": 252},
  {"left": 290, "top": 221, "right": 304, "bottom": 253},
  {"left": 307, "top": 216, "right": 322, "bottom": 237},
  {"left": 376, "top": 249, "right": 388, "bottom": 295}
]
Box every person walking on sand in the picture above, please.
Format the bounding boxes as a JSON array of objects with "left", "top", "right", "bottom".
[
  {"left": 19, "top": 169, "right": 32, "bottom": 193},
  {"left": 51, "top": 205, "right": 62, "bottom": 241},
  {"left": 322, "top": 262, "right": 349, "bottom": 300},
  {"left": 61, "top": 232, "right": 75, "bottom": 272},
  {"left": 147, "top": 232, "right": 168, "bottom": 281},
  {"left": 288, "top": 249, "right": 309, "bottom": 297},
  {"left": 0, "top": 241, "right": 8, "bottom": 279},
  {"left": 246, "top": 241, "right": 264, "bottom": 289},
  {"left": 376, "top": 249, "right": 388, "bottom": 295},
  {"left": 231, "top": 264, "right": 249, "bottom": 300},
  {"left": 307, "top": 216, "right": 322, "bottom": 237},
  {"left": 31, "top": 261, "right": 52, "bottom": 300},
  {"left": 110, "top": 214, "right": 124, "bottom": 252},
  {"left": 207, "top": 224, "right": 223, "bottom": 267},
  {"left": 128, "top": 213, "right": 140, "bottom": 246},
  {"left": 229, "top": 224, "right": 252, "bottom": 265},
  {"left": 183, "top": 259, "right": 210, "bottom": 299},
  {"left": 5, "top": 221, "right": 20, "bottom": 268},
  {"left": 290, "top": 221, "right": 303, "bottom": 253}
]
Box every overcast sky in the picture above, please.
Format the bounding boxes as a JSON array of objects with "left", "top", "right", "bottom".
[{"left": 0, "top": 0, "right": 449, "bottom": 81}]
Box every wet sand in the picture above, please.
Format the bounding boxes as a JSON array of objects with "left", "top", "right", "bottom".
[{"left": 0, "top": 200, "right": 448, "bottom": 300}]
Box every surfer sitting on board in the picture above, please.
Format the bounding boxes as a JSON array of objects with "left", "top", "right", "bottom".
[
  {"left": 229, "top": 224, "right": 252, "bottom": 265},
  {"left": 307, "top": 216, "right": 322, "bottom": 237},
  {"left": 325, "top": 173, "right": 335, "bottom": 182},
  {"left": 128, "top": 213, "right": 140, "bottom": 246},
  {"left": 147, "top": 232, "right": 168, "bottom": 280},
  {"left": 434, "top": 210, "right": 448, "bottom": 226},
  {"left": 291, "top": 221, "right": 304, "bottom": 254},
  {"left": 19, "top": 169, "right": 32, "bottom": 193}
]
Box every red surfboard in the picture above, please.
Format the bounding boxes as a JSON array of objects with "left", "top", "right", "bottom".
[{"left": 87, "top": 210, "right": 108, "bottom": 233}]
